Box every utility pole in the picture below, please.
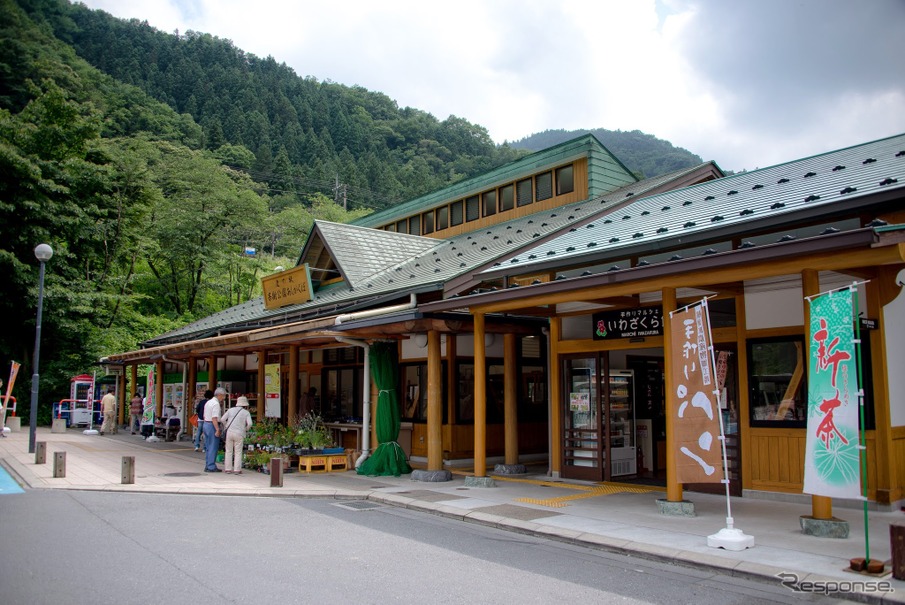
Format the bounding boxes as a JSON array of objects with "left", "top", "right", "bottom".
[{"left": 333, "top": 175, "right": 348, "bottom": 211}]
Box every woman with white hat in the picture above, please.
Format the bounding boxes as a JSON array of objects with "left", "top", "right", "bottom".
[{"left": 220, "top": 396, "right": 254, "bottom": 474}]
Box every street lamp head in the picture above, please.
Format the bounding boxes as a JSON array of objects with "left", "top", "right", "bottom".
[{"left": 34, "top": 243, "right": 53, "bottom": 262}]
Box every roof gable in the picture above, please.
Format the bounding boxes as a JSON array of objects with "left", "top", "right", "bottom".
[{"left": 300, "top": 220, "right": 443, "bottom": 289}]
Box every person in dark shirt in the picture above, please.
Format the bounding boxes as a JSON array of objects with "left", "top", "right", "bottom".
[{"left": 194, "top": 390, "right": 214, "bottom": 452}]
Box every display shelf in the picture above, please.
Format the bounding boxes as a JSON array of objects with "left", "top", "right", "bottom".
[{"left": 607, "top": 370, "right": 636, "bottom": 476}]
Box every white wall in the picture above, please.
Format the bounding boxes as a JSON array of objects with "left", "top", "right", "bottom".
[
  {"left": 745, "top": 276, "right": 804, "bottom": 330},
  {"left": 456, "top": 333, "right": 505, "bottom": 357},
  {"left": 886, "top": 269, "right": 905, "bottom": 426},
  {"left": 400, "top": 334, "right": 447, "bottom": 360},
  {"left": 562, "top": 314, "right": 592, "bottom": 340}
]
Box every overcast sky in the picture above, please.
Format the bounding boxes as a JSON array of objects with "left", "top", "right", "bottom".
[{"left": 78, "top": 0, "right": 905, "bottom": 173}]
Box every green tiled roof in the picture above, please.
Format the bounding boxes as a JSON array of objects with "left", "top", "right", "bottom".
[
  {"left": 486, "top": 133, "right": 905, "bottom": 277},
  {"left": 143, "top": 164, "right": 709, "bottom": 346},
  {"left": 352, "top": 134, "right": 637, "bottom": 229}
]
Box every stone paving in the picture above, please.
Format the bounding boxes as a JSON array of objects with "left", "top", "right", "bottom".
[{"left": 2, "top": 425, "right": 904, "bottom": 603}]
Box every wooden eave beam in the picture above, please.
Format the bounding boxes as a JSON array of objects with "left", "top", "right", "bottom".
[{"left": 472, "top": 243, "right": 905, "bottom": 315}]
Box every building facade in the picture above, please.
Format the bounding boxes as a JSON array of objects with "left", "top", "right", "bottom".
[{"left": 103, "top": 133, "right": 905, "bottom": 517}]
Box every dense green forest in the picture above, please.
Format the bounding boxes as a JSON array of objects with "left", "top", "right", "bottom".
[
  {"left": 48, "top": 0, "right": 526, "bottom": 213},
  {"left": 0, "top": 0, "right": 705, "bottom": 419},
  {"left": 512, "top": 129, "right": 703, "bottom": 178}
]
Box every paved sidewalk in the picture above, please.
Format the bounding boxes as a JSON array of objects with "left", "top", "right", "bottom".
[{"left": 2, "top": 426, "right": 903, "bottom": 603}]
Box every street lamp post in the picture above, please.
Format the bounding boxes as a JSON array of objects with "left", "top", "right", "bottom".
[{"left": 28, "top": 243, "right": 53, "bottom": 454}]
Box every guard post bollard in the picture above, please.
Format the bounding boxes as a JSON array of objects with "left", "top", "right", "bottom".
[
  {"left": 53, "top": 451, "right": 66, "bottom": 478},
  {"left": 892, "top": 522, "right": 905, "bottom": 580},
  {"left": 122, "top": 456, "right": 135, "bottom": 484},
  {"left": 35, "top": 441, "right": 46, "bottom": 464},
  {"left": 269, "top": 457, "right": 283, "bottom": 488}
]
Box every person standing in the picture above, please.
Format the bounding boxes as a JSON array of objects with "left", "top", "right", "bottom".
[
  {"left": 100, "top": 388, "right": 117, "bottom": 435},
  {"left": 129, "top": 393, "right": 143, "bottom": 434},
  {"left": 202, "top": 388, "right": 226, "bottom": 472},
  {"left": 220, "top": 396, "right": 253, "bottom": 474},
  {"left": 194, "top": 390, "right": 213, "bottom": 452}
]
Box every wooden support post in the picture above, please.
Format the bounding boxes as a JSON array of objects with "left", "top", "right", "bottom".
[
  {"left": 288, "top": 345, "right": 299, "bottom": 422},
  {"left": 549, "top": 317, "right": 562, "bottom": 476},
  {"left": 257, "top": 350, "right": 266, "bottom": 422},
  {"left": 663, "top": 287, "right": 683, "bottom": 503},
  {"left": 503, "top": 332, "right": 518, "bottom": 466},
  {"left": 118, "top": 372, "right": 127, "bottom": 426},
  {"left": 187, "top": 357, "right": 197, "bottom": 412},
  {"left": 155, "top": 359, "right": 164, "bottom": 419},
  {"left": 427, "top": 330, "right": 443, "bottom": 470},
  {"left": 130, "top": 363, "right": 138, "bottom": 399},
  {"left": 473, "top": 312, "right": 487, "bottom": 477},
  {"left": 53, "top": 451, "right": 66, "bottom": 478},
  {"left": 35, "top": 441, "right": 46, "bottom": 464},
  {"left": 269, "top": 457, "right": 283, "bottom": 487},
  {"left": 122, "top": 456, "right": 135, "bottom": 484}
]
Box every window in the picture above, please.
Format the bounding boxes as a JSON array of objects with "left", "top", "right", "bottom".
[
  {"left": 321, "top": 366, "right": 362, "bottom": 421},
  {"left": 482, "top": 190, "right": 497, "bottom": 217},
  {"left": 422, "top": 211, "right": 434, "bottom": 235},
  {"left": 396, "top": 219, "right": 407, "bottom": 234},
  {"left": 385, "top": 223, "right": 396, "bottom": 232},
  {"left": 402, "top": 364, "right": 426, "bottom": 421},
  {"left": 556, "top": 164, "right": 574, "bottom": 195},
  {"left": 457, "top": 363, "right": 474, "bottom": 422},
  {"left": 465, "top": 195, "right": 480, "bottom": 222},
  {"left": 436, "top": 206, "right": 448, "bottom": 230},
  {"left": 408, "top": 215, "right": 420, "bottom": 236},
  {"left": 500, "top": 184, "right": 514, "bottom": 211},
  {"left": 400, "top": 362, "right": 448, "bottom": 422},
  {"left": 535, "top": 171, "right": 552, "bottom": 201},
  {"left": 456, "top": 359, "right": 504, "bottom": 424},
  {"left": 450, "top": 200, "right": 463, "bottom": 226},
  {"left": 748, "top": 337, "right": 806, "bottom": 427},
  {"left": 516, "top": 178, "right": 533, "bottom": 207}
]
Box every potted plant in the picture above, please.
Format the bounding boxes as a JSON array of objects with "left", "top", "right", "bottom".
[{"left": 294, "top": 413, "right": 334, "bottom": 454}]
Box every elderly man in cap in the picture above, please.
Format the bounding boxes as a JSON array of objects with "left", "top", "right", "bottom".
[
  {"left": 219, "top": 395, "right": 254, "bottom": 474},
  {"left": 202, "top": 388, "right": 227, "bottom": 472}
]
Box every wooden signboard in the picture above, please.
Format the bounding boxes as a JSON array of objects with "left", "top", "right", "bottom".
[{"left": 262, "top": 264, "right": 313, "bottom": 310}]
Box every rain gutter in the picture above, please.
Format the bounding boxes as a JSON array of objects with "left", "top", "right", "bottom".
[{"left": 333, "top": 294, "right": 418, "bottom": 468}]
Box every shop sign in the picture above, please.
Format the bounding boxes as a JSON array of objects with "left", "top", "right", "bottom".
[
  {"left": 262, "top": 264, "right": 313, "bottom": 310},
  {"left": 669, "top": 301, "right": 723, "bottom": 484},
  {"left": 592, "top": 306, "right": 663, "bottom": 339}
]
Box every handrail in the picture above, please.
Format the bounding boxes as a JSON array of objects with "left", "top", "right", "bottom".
[{"left": 53, "top": 398, "right": 104, "bottom": 422}]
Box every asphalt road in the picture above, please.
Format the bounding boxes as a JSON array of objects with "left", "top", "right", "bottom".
[{"left": 0, "top": 490, "right": 841, "bottom": 604}]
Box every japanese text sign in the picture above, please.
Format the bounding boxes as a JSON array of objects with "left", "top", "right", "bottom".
[
  {"left": 669, "top": 302, "right": 723, "bottom": 484},
  {"left": 803, "top": 288, "right": 860, "bottom": 498},
  {"left": 262, "top": 264, "right": 313, "bottom": 310},
  {"left": 593, "top": 306, "right": 663, "bottom": 340}
]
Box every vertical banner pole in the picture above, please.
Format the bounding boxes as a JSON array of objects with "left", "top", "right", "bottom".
[
  {"left": 699, "top": 298, "right": 753, "bottom": 550},
  {"left": 852, "top": 284, "right": 869, "bottom": 563},
  {"left": 703, "top": 300, "right": 734, "bottom": 528}
]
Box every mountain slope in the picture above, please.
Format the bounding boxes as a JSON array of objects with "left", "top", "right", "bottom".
[{"left": 512, "top": 128, "right": 704, "bottom": 179}]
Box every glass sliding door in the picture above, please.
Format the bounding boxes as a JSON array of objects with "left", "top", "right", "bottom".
[{"left": 562, "top": 356, "right": 602, "bottom": 480}]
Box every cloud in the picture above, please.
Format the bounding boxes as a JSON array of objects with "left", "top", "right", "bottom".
[
  {"left": 659, "top": 0, "right": 905, "bottom": 169},
  {"left": 79, "top": 0, "right": 905, "bottom": 172}
]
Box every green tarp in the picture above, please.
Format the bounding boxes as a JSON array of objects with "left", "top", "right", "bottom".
[{"left": 357, "top": 342, "right": 411, "bottom": 476}]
